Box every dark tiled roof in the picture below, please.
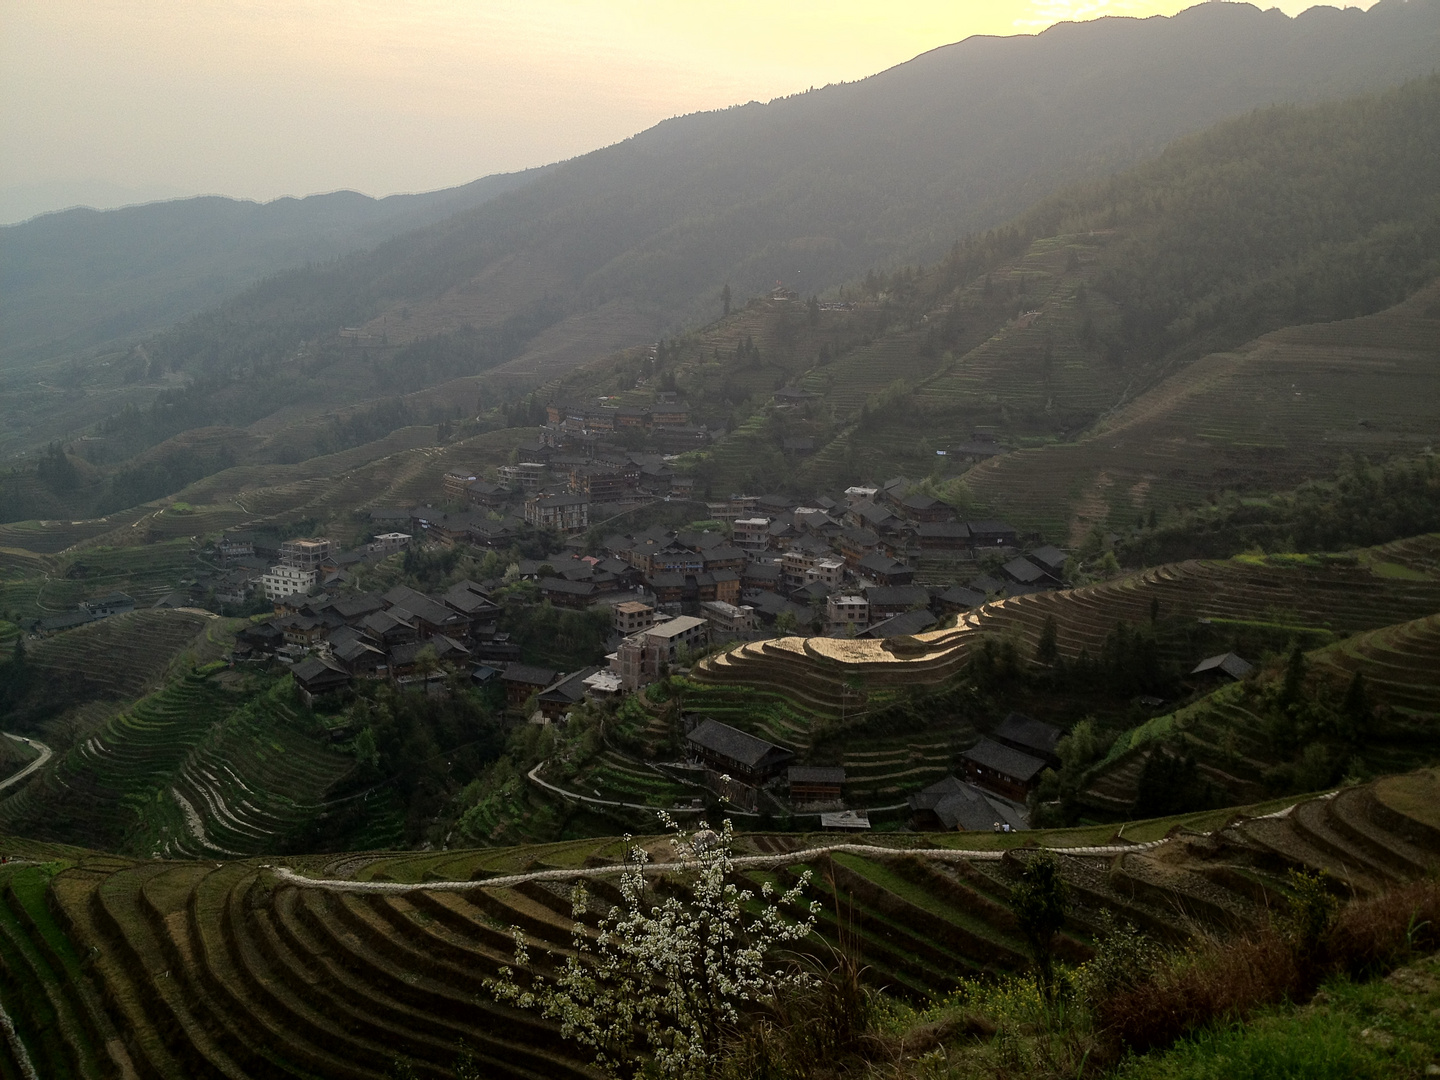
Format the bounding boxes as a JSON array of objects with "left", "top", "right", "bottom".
[
  {"left": 862, "top": 609, "right": 938, "bottom": 638},
  {"left": 907, "top": 775, "right": 1028, "bottom": 831},
  {"left": 961, "top": 738, "right": 1047, "bottom": 784},
  {"left": 293, "top": 656, "right": 350, "bottom": 688},
  {"left": 539, "top": 666, "right": 599, "bottom": 704},
  {"left": 502, "top": 663, "right": 557, "bottom": 687},
  {"left": 1002, "top": 557, "right": 1048, "bottom": 584},
  {"left": 1029, "top": 545, "right": 1068, "bottom": 572},
  {"left": 993, "top": 713, "right": 1062, "bottom": 758},
  {"left": 865, "top": 585, "right": 930, "bottom": 607},
  {"left": 332, "top": 593, "right": 385, "bottom": 620},
  {"left": 1191, "top": 652, "right": 1255, "bottom": 680},
  {"left": 686, "top": 719, "right": 793, "bottom": 769},
  {"left": 917, "top": 521, "right": 971, "bottom": 538},
  {"left": 541, "top": 577, "right": 599, "bottom": 595},
  {"left": 968, "top": 520, "right": 1017, "bottom": 537},
  {"left": 939, "top": 585, "right": 987, "bottom": 608},
  {"left": 788, "top": 766, "right": 845, "bottom": 785}
]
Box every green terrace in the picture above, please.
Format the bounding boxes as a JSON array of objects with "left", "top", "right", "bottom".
[{"left": 2, "top": 769, "right": 1439, "bottom": 1078}]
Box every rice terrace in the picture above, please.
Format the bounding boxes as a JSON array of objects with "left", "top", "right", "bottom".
[{"left": 4, "top": 3, "right": 1440, "bottom": 1078}]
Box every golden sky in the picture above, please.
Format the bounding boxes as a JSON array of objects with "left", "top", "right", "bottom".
[{"left": 0, "top": 0, "right": 1375, "bottom": 221}]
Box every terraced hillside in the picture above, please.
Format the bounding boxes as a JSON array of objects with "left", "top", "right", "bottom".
[
  {"left": 1080, "top": 610, "right": 1440, "bottom": 813},
  {"left": 23, "top": 609, "right": 220, "bottom": 706},
  {"left": 962, "top": 279, "right": 1440, "bottom": 538},
  {"left": 2, "top": 769, "right": 1438, "bottom": 1078},
  {"left": 690, "top": 538, "right": 1440, "bottom": 729},
  {"left": 0, "top": 671, "right": 356, "bottom": 859}
]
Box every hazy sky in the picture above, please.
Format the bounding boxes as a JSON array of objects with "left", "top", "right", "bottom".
[{"left": 1, "top": 0, "right": 1374, "bottom": 223}]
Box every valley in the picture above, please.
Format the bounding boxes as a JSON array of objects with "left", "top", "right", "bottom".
[{"left": 1, "top": 6, "right": 1439, "bottom": 1077}]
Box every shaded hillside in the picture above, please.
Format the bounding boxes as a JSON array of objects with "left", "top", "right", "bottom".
[
  {"left": 1080, "top": 609, "right": 1440, "bottom": 814},
  {"left": 1, "top": 771, "right": 1438, "bottom": 1077},
  {"left": 16, "top": 1, "right": 1422, "bottom": 463},
  {"left": 961, "top": 277, "right": 1440, "bottom": 538},
  {"left": 0, "top": 170, "right": 544, "bottom": 372}
]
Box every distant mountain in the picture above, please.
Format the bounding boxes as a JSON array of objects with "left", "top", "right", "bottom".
[
  {"left": 157, "top": 0, "right": 1440, "bottom": 374},
  {"left": 0, "top": 169, "right": 545, "bottom": 367},
  {"left": 3, "top": 0, "right": 1439, "bottom": 520}
]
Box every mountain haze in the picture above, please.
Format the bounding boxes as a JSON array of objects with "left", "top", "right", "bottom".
[
  {"left": 0, "top": 169, "right": 544, "bottom": 367},
  {"left": 162, "top": 0, "right": 1440, "bottom": 377}
]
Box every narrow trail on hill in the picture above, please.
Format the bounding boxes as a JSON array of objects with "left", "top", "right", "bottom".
[
  {"left": 271, "top": 838, "right": 1170, "bottom": 894},
  {"left": 0, "top": 733, "right": 51, "bottom": 793},
  {"left": 268, "top": 798, "right": 1312, "bottom": 895}
]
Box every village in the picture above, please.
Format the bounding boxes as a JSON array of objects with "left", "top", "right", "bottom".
[{"left": 17, "top": 391, "right": 1261, "bottom": 837}]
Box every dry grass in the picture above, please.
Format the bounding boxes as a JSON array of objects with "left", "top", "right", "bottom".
[{"left": 1095, "top": 876, "right": 1440, "bottom": 1057}]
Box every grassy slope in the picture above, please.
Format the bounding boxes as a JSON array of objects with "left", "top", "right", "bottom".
[{"left": 1115, "top": 954, "right": 1440, "bottom": 1080}]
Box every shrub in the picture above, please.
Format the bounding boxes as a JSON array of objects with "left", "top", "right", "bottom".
[{"left": 490, "top": 814, "right": 819, "bottom": 1079}]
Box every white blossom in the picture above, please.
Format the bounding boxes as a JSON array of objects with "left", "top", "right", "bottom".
[{"left": 489, "top": 814, "right": 820, "bottom": 1078}]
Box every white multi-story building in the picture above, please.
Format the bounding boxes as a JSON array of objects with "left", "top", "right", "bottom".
[{"left": 262, "top": 564, "right": 317, "bottom": 602}]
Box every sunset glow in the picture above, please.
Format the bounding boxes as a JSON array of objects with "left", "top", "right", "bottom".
[{"left": 0, "top": 0, "right": 1379, "bottom": 220}]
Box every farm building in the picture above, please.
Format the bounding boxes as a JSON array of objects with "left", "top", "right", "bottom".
[
  {"left": 991, "top": 713, "right": 1063, "bottom": 769},
  {"left": 908, "top": 775, "right": 1028, "bottom": 832},
  {"left": 959, "top": 737, "right": 1048, "bottom": 802},
  {"left": 787, "top": 766, "right": 845, "bottom": 803},
  {"left": 685, "top": 719, "right": 794, "bottom": 784}
]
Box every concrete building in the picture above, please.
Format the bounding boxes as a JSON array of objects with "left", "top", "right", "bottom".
[
  {"left": 279, "top": 538, "right": 332, "bottom": 571},
  {"left": 524, "top": 493, "right": 589, "bottom": 532},
  {"left": 262, "top": 565, "right": 318, "bottom": 602},
  {"left": 612, "top": 615, "right": 710, "bottom": 691},
  {"left": 732, "top": 517, "right": 772, "bottom": 551},
  {"left": 613, "top": 600, "right": 656, "bottom": 636},
  {"left": 369, "top": 532, "right": 412, "bottom": 555},
  {"left": 700, "top": 600, "right": 756, "bottom": 638},
  {"left": 826, "top": 595, "right": 869, "bottom": 636},
  {"left": 807, "top": 558, "right": 845, "bottom": 589}
]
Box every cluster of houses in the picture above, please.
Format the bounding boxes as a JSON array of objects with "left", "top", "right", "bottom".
[
  {"left": 669, "top": 710, "right": 1066, "bottom": 832},
  {"left": 499, "top": 480, "right": 1068, "bottom": 643},
  {"left": 230, "top": 577, "right": 618, "bottom": 716},
  {"left": 184, "top": 530, "right": 414, "bottom": 610}
]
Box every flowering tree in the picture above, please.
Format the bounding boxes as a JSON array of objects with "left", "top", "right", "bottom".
[{"left": 490, "top": 812, "right": 819, "bottom": 1079}]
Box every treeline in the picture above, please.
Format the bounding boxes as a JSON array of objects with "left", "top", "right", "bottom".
[{"left": 1120, "top": 453, "right": 1440, "bottom": 565}]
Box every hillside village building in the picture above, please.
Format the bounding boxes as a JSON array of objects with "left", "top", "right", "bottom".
[
  {"left": 613, "top": 600, "right": 656, "bottom": 636},
  {"left": 524, "top": 493, "right": 589, "bottom": 532},
  {"left": 826, "top": 595, "right": 868, "bottom": 636},
  {"left": 612, "top": 615, "right": 709, "bottom": 690},
  {"left": 685, "top": 719, "right": 794, "bottom": 784},
  {"left": 263, "top": 564, "right": 318, "bottom": 602},
  {"left": 279, "top": 538, "right": 331, "bottom": 571}
]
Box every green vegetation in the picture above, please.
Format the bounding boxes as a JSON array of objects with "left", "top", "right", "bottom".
[
  {"left": 1120, "top": 452, "right": 1440, "bottom": 566},
  {"left": 2, "top": 769, "right": 1439, "bottom": 1078}
]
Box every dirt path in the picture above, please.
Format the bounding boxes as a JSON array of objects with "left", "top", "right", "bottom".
[{"left": 270, "top": 837, "right": 1170, "bottom": 895}]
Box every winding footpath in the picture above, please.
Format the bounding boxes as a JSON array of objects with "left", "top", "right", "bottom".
[
  {"left": 270, "top": 837, "right": 1171, "bottom": 895},
  {"left": 267, "top": 796, "right": 1313, "bottom": 896},
  {"left": 0, "top": 733, "right": 52, "bottom": 794}
]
